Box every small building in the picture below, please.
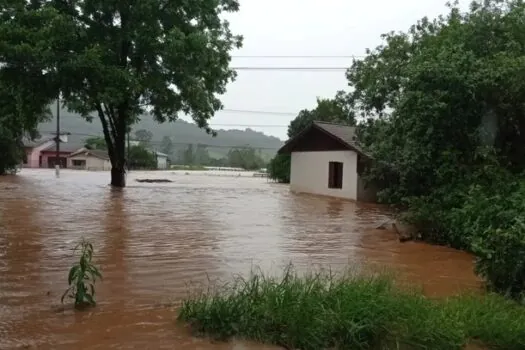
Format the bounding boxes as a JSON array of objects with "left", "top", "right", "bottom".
[
  {"left": 23, "top": 133, "right": 72, "bottom": 168},
  {"left": 155, "top": 151, "right": 168, "bottom": 169},
  {"left": 277, "top": 121, "right": 377, "bottom": 202},
  {"left": 68, "top": 148, "right": 112, "bottom": 171}
]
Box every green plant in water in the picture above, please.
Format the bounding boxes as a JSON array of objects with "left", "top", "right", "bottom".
[{"left": 62, "top": 239, "right": 102, "bottom": 309}]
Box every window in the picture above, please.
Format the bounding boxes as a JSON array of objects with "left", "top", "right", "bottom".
[
  {"left": 328, "top": 161, "right": 343, "bottom": 189},
  {"left": 72, "top": 159, "right": 86, "bottom": 167}
]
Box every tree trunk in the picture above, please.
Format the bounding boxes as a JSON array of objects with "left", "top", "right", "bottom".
[
  {"left": 109, "top": 106, "right": 129, "bottom": 188},
  {"left": 110, "top": 133, "right": 127, "bottom": 187},
  {"left": 111, "top": 166, "right": 126, "bottom": 187}
]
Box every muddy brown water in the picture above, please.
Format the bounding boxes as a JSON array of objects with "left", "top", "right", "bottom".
[{"left": 0, "top": 169, "right": 480, "bottom": 349}]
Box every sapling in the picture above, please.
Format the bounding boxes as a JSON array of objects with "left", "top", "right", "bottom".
[{"left": 62, "top": 239, "right": 102, "bottom": 309}]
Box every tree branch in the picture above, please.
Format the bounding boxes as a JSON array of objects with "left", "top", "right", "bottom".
[{"left": 95, "top": 103, "right": 115, "bottom": 162}]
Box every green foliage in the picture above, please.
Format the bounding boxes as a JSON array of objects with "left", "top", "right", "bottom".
[
  {"left": 0, "top": 67, "right": 53, "bottom": 175},
  {"left": 349, "top": 0, "right": 525, "bottom": 297},
  {"left": 39, "top": 112, "right": 283, "bottom": 161},
  {"left": 178, "top": 144, "right": 213, "bottom": 166},
  {"left": 267, "top": 154, "right": 290, "bottom": 183},
  {"left": 179, "top": 266, "right": 525, "bottom": 350},
  {"left": 226, "top": 147, "right": 265, "bottom": 170},
  {"left": 160, "top": 136, "right": 174, "bottom": 156},
  {"left": 268, "top": 92, "right": 355, "bottom": 183},
  {"left": 128, "top": 145, "right": 157, "bottom": 169},
  {"left": 62, "top": 239, "right": 102, "bottom": 309},
  {"left": 173, "top": 143, "right": 266, "bottom": 170},
  {"left": 0, "top": 0, "right": 242, "bottom": 186},
  {"left": 134, "top": 129, "right": 153, "bottom": 146},
  {"left": 0, "top": 124, "right": 23, "bottom": 175},
  {"left": 287, "top": 91, "right": 354, "bottom": 139},
  {"left": 84, "top": 136, "right": 107, "bottom": 150}
]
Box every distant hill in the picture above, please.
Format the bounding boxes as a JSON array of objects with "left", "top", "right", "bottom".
[{"left": 38, "top": 107, "right": 283, "bottom": 160}]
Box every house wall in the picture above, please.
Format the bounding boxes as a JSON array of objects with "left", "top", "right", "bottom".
[
  {"left": 68, "top": 155, "right": 111, "bottom": 170},
  {"left": 290, "top": 150, "right": 358, "bottom": 200},
  {"left": 24, "top": 140, "right": 55, "bottom": 168},
  {"left": 40, "top": 151, "right": 70, "bottom": 168},
  {"left": 157, "top": 156, "right": 167, "bottom": 169}
]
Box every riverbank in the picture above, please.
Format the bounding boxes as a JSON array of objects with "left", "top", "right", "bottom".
[{"left": 178, "top": 267, "right": 525, "bottom": 350}]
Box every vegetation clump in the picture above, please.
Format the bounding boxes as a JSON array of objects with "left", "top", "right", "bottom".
[
  {"left": 179, "top": 267, "right": 525, "bottom": 350},
  {"left": 62, "top": 240, "right": 102, "bottom": 309},
  {"left": 269, "top": 0, "right": 525, "bottom": 298}
]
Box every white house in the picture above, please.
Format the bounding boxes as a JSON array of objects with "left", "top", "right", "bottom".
[
  {"left": 155, "top": 151, "right": 168, "bottom": 169},
  {"left": 68, "top": 148, "right": 112, "bottom": 171},
  {"left": 277, "top": 121, "right": 377, "bottom": 202}
]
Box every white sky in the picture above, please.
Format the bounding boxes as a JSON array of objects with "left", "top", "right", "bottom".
[{"left": 181, "top": 0, "right": 469, "bottom": 140}]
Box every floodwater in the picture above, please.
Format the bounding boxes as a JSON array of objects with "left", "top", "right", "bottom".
[{"left": 0, "top": 169, "right": 480, "bottom": 349}]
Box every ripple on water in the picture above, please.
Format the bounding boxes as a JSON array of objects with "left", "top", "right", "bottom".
[{"left": 0, "top": 169, "right": 479, "bottom": 349}]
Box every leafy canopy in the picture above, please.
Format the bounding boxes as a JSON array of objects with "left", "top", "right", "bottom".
[
  {"left": 0, "top": 0, "right": 242, "bottom": 185},
  {"left": 350, "top": 0, "right": 525, "bottom": 296}
]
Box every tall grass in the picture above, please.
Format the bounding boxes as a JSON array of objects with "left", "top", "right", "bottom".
[{"left": 178, "top": 266, "right": 525, "bottom": 350}]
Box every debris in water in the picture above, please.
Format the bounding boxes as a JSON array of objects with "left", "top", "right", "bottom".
[{"left": 136, "top": 179, "right": 173, "bottom": 183}]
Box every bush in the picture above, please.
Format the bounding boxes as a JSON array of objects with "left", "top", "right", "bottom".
[
  {"left": 178, "top": 267, "right": 525, "bottom": 350},
  {"left": 465, "top": 180, "right": 525, "bottom": 299},
  {"left": 267, "top": 154, "right": 290, "bottom": 183}
]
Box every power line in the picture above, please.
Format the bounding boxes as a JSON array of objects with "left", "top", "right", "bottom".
[
  {"left": 232, "top": 55, "right": 364, "bottom": 59},
  {"left": 232, "top": 66, "right": 348, "bottom": 71},
  {"left": 221, "top": 109, "right": 296, "bottom": 116}
]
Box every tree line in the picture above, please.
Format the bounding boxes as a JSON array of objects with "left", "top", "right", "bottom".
[
  {"left": 269, "top": 0, "right": 525, "bottom": 299},
  {"left": 85, "top": 128, "right": 268, "bottom": 170},
  {"left": 159, "top": 135, "right": 267, "bottom": 170}
]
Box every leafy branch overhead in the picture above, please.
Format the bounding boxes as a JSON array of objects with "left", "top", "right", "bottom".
[{"left": 0, "top": 0, "right": 243, "bottom": 186}]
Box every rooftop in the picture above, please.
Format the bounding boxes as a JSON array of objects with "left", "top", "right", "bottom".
[{"left": 277, "top": 121, "right": 368, "bottom": 156}]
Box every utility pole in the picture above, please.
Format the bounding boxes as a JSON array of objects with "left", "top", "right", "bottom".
[
  {"left": 55, "top": 96, "right": 60, "bottom": 178},
  {"left": 127, "top": 130, "right": 130, "bottom": 171}
]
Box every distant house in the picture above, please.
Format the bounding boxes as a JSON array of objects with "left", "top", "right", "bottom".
[
  {"left": 277, "top": 121, "right": 377, "bottom": 202},
  {"left": 68, "top": 148, "right": 112, "bottom": 171},
  {"left": 155, "top": 151, "right": 168, "bottom": 169},
  {"left": 23, "top": 133, "right": 73, "bottom": 168}
]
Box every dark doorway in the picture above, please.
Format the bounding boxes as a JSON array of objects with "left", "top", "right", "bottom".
[
  {"left": 48, "top": 157, "right": 67, "bottom": 168},
  {"left": 328, "top": 161, "right": 343, "bottom": 189}
]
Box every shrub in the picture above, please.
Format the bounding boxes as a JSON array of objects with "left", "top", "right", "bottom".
[
  {"left": 267, "top": 154, "right": 290, "bottom": 183},
  {"left": 62, "top": 239, "right": 102, "bottom": 309},
  {"left": 179, "top": 267, "right": 525, "bottom": 349}
]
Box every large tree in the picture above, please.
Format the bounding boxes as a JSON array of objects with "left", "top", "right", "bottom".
[
  {"left": 349, "top": 0, "right": 525, "bottom": 208},
  {"left": 349, "top": 0, "right": 525, "bottom": 295},
  {"left": 287, "top": 91, "right": 354, "bottom": 139},
  {"left": 0, "top": 0, "right": 242, "bottom": 186}
]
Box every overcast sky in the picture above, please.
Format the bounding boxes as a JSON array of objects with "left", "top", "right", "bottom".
[{"left": 181, "top": 0, "right": 469, "bottom": 140}]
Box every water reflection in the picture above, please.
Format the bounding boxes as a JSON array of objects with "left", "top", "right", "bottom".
[
  {"left": 0, "top": 178, "right": 55, "bottom": 349},
  {"left": 326, "top": 199, "right": 344, "bottom": 218},
  {"left": 101, "top": 188, "right": 130, "bottom": 298}
]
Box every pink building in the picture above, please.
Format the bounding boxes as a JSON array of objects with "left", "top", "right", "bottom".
[{"left": 23, "top": 133, "right": 75, "bottom": 168}]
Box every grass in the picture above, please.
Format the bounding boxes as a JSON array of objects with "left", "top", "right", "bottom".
[{"left": 178, "top": 266, "right": 525, "bottom": 350}]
